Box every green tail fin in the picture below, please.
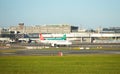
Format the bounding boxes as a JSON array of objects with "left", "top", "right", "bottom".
[{"left": 62, "top": 34, "right": 66, "bottom": 40}]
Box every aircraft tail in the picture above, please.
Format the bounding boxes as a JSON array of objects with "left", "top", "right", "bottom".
[
  {"left": 62, "top": 34, "right": 66, "bottom": 40},
  {"left": 39, "top": 33, "right": 44, "bottom": 40}
]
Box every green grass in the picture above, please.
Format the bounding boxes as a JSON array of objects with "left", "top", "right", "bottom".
[{"left": 0, "top": 55, "right": 120, "bottom": 74}]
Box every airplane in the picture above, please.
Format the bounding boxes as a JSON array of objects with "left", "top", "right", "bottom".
[{"left": 38, "top": 33, "right": 72, "bottom": 47}]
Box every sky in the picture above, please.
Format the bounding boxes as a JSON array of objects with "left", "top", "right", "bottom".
[{"left": 0, "top": 0, "right": 120, "bottom": 29}]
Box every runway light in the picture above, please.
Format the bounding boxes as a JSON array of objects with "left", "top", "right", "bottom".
[{"left": 58, "top": 52, "right": 63, "bottom": 56}]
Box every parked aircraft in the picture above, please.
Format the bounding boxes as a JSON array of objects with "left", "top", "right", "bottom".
[{"left": 38, "top": 33, "right": 72, "bottom": 47}]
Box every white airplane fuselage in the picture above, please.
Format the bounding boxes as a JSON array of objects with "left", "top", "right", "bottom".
[{"left": 40, "top": 40, "right": 72, "bottom": 46}]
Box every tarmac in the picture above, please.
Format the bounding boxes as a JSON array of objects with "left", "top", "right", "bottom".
[
  {"left": 0, "top": 49, "right": 120, "bottom": 56},
  {"left": 0, "top": 43, "right": 120, "bottom": 56}
]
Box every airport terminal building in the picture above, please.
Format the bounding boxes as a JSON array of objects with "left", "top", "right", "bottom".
[
  {"left": 0, "top": 23, "right": 120, "bottom": 44},
  {"left": 9, "top": 23, "right": 78, "bottom": 34}
]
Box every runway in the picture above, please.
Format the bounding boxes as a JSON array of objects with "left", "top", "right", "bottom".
[
  {"left": 10, "top": 43, "right": 120, "bottom": 48},
  {"left": 0, "top": 49, "right": 120, "bottom": 56}
]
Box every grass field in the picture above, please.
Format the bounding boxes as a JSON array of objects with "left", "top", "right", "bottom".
[{"left": 0, "top": 55, "right": 120, "bottom": 74}]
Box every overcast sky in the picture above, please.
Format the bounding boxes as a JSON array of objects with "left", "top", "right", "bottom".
[{"left": 0, "top": 0, "right": 120, "bottom": 29}]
